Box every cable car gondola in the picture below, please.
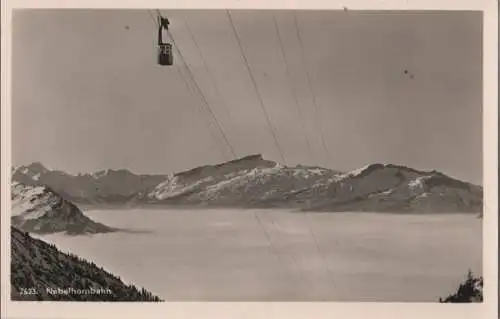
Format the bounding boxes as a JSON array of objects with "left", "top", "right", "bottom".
[{"left": 157, "top": 16, "right": 173, "bottom": 66}]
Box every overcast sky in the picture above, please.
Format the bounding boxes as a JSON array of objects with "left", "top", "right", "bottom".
[{"left": 12, "top": 9, "right": 482, "bottom": 184}]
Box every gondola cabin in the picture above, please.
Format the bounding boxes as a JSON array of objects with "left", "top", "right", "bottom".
[
  {"left": 157, "top": 16, "right": 173, "bottom": 66},
  {"left": 158, "top": 43, "right": 173, "bottom": 66}
]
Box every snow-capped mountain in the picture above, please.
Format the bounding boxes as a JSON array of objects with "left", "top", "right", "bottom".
[
  {"left": 144, "top": 155, "right": 341, "bottom": 207},
  {"left": 12, "top": 163, "right": 166, "bottom": 204},
  {"left": 11, "top": 182, "right": 115, "bottom": 235},
  {"left": 142, "top": 159, "right": 482, "bottom": 213},
  {"left": 296, "top": 163, "right": 483, "bottom": 213},
  {"left": 12, "top": 155, "right": 482, "bottom": 213},
  {"left": 11, "top": 226, "right": 162, "bottom": 301}
]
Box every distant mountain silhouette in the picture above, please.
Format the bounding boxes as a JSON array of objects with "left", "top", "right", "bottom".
[
  {"left": 142, "top": 159, "right": 482, "bottom": 213},
  {"left": 12, "top": 155, "right": 482, "bottom": 213},
  {"left": 12, "top": 162, "right": 165, "bottom": 204}
]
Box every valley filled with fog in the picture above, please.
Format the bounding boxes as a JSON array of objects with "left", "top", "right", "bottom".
[{"left": 37, "top": 208, "right": 482, "bottom": 301}]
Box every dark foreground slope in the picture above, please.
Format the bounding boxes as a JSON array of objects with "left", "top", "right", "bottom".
[{"left": 11, "top": 227, "right": 163, "bottom": 301}]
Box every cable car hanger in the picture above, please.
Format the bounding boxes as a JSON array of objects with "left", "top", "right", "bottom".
[{"left": 156, "top": 12, "right": 173, "bottom": 66}]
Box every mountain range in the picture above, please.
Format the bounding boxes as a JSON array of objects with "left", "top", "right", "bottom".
[
  {"left": 12, "top": 154, "right": 483, "bottom": 214},
  {"left": 12, "top": 162, "right": 165, "bottom": 205}
]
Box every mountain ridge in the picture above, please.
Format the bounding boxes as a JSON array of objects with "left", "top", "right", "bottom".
[
  {"left": 12, "top": 155, "right": 482, "bottom": 213},
  {"left": 11, "top": 182, "right": 116, "bottom": 235}
]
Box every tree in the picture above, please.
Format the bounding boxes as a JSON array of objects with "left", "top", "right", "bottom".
[{"left": 439, "top": 270, "right": 483, "bottom": 303}]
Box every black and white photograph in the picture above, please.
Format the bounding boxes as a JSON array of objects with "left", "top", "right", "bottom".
[{"left": 2, "top": 2, "right": 496, "bottom": 313}]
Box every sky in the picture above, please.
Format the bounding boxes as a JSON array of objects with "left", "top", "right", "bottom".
[{"left": 11, "top": 9, "right": 482, "bottom": 184}]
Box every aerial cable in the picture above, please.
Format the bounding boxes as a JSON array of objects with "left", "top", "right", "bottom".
[
  {"left": 224, "top": 9, "right": 312, "bottom": 293},
  {"left": 253, "top": 210, "right": 308, "bottom": 292},
  {"left": 283, "top": 12, "right": 339, "bottom": 298},
  {"left": 166, "top": 27, "right": 236, "bottom": 160},
  {"left": 156, "top": 10, "right": 235, "bottom": 160},
  {"left": 147, "top": 9, "right": 158, "bottom": 27},
  {"left": 176, "top": 55, "right": 230, "bottom": 160},
  {"left": 151, "top": 10, "right": 308, "bottom": 295},
  {"left": 182, "top": 14, "right": 239, "bottom": 158},
  {"left": 150, "top": 10, "right": 230, "bottom": 160},
  {"left": 272, "top": 14, "right": 316, "bottom": 165},
  {"left": 293, "top": 13, "right": 332, "bottom": 165},
  {"left": 271, "top": 13, "right": 324, "bottom": 292},
  {"left": 303, "top": 211, "right": 340, "bottom": 297},
  {"left": 226, "top": 10, "right": 287, "bottom": 165},
  {"left": 226, "top": 10, "right": 312, "bottom": 294}
]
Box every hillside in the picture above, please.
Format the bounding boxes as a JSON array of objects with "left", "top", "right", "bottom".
[
  {"left": 11, "top": 182, "right": 115, "bottom": 235},
  {"left": 12, "top": 156, "right": 483, "bottom": 213},
  {"left": 11, "top": 226, "right": 162, "bottom": 301}
]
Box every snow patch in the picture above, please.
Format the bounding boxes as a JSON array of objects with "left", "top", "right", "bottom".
[
  {"left": 91, "top": 169, "right": 110, "bottom": 179},
  {"left": 380, "top": 189, "right": 395, "bottom": 196},
  {"left": 11, "top": 184, "right": 52, "bottom": 219},
  {"left": 334, "top": 164, "right": 376, "bottom": 181},
  {"left": 349, "top": 165, "right": 373, "bottom": 177},
  {"left": 149, "top": 175, "right": 215, "bottom": 200},
  {"left": 408, "top": 176, "right": 432, "bottom": 190}
]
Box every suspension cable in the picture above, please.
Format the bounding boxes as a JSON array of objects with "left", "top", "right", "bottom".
[
  {"left": 149, "top": 10, "right": 229, "bottom": 160},
  {"left": 167, "top": 29, "right": 235, "bottom": 160},
  {"left": 289, "top": 12, "right": 340, "bottom": 298},
  {"left": 147, "top": 9, "right": 158, "bottom": 27},
  {"left": 304, "top": 211, "right": 339, "bottom": 297},
  {"left": 149, "top": 9, "right": 327, "bottom": 297},
  {"left": 175, "top": 56, "right": 229, "bottom": 159},
  {"left": 226, "top": 10, "right": 287, "bottom": 165},
  {"left": 293, "top": 13, "right": 332, "bottom": 165},
  {"left": 224, "top": 9, "right": 314, "bottom": 293},
  {"left": 269, "top": 13, "right": 324, "bottom": 292},
  {"left": 272, "top": 14, "right": 316, "bottom": 165},
  {"left": 254, "top": 210, "right": 309, "bottom": 291},
  {"left": 165, "top": 23, "right": 236, "bottom": 160},
  {"left": 182, "top": 14, "right": 239, "bottom": 158}
]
